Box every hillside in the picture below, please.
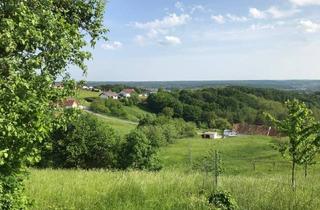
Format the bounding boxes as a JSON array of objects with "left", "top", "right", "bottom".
[
  {"left": 27, "top": 135, "right": 320, "bottom": 210},
  {"left": 145, "top": 86, "right": 320, "bottom": 127}
]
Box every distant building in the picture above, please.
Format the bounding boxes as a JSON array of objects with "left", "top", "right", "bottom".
[
  {"left": 100, "top": 90, "right": 118, "bottom": 100},
  {"left": 201, "top": 132, "right": 222, "bottom": 139},
  {"left": 223, "top": 130, "right": 237, "bottom": 137},
  {"left": 119, "top": 88, "right": 135, "bottom": 98},
  {"left": 64, "top": 99, "right": 80, "bottom": 109}
]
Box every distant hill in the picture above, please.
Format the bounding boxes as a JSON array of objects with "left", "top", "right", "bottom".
[{"left": 87, "top": 80, "right": 320, "bottom": 92}]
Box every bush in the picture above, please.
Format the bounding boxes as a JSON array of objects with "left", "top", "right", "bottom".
[
  {"left": 0, "top": 175, "right": 31, "bottom": 209},
  {"left": 120, "top": 130, "right": 162, "bottom": 171},
  {"left": 39, "top": 113, "right": 121, "bottom": 169},
  {"left": 90, "top": 99, "right": 128, "bottom": 118},
  {"left": 138, "top": 115, "right": 197, "bottom": 145},
  {"left": 208, "top": 190, "right": 238, "bottom": 210}
]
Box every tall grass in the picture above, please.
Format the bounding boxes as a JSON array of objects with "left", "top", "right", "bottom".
[
  {"left": 26, "top": 169, "right": 320, "bottom": 210},
  {"left": 26, "top": 169, "right": 212, "bottom": 210}
]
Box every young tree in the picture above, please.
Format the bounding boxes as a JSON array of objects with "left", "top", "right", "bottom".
[
  {"left": 266, "top": 99, "right": 320, "bottom": 190},
  {"left": 0, "top": 0, "right": 107, "bottom": 208}
]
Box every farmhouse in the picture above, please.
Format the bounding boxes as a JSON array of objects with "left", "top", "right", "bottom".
[
  {"left": 223, "top": 129, "right": 237, "bottom": 137},
  {"left": 119, "top": 88, "right": 135, "bottom": 98},
  {"left": 100, "top": 90, "right": 119, "bottom": 100},
  {"left": 64, "top": 99, "right": 80, "bottom": 109},
  {"left": 201, "top": 132, "right": 222, "bottom": 139}
]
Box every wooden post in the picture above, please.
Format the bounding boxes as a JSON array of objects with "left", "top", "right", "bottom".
[
  {"left": 214, "top": 150, "right": 218, "bottom": 187},
  {"left": 252, "top": 161, "right": 256, "bottom": 171}
]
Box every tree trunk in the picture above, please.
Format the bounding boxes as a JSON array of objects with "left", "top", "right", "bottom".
[{"left": 291, "top": 160, "right": 296, "bottom": 190}]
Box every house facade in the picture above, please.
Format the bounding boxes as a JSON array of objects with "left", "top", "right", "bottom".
[
  {"left": 100, "top": 90, "right": 119, "bottom": 100},
  {"left": 119, "top": 88, "right": 135, "bottom": 98},
  {"left": 201, "top": 132, "right": 222, "bottom": 139},
  {"left": 64, "top": 99, "right": 80, "bottom": 109}
]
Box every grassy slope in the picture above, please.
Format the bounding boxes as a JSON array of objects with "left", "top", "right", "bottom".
[
  {"left": 160, "top": 136, "right": 293, "bottom": 175},
  {"left": 76, "top": 89, "right": 152, "bottom": 122},
  {"left": 26, "top": 107, "right": 320, "bottom": 209},
  {"left": 26, "top": 169, "right": 320, "bottom": 210},
  {"left": 94, "top": 112, "right": 137, "bottom": 136}
]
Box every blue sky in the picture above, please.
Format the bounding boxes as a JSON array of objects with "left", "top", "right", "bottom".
[{"left": 70, "top": 0, "right": 320, "bottom": 81}]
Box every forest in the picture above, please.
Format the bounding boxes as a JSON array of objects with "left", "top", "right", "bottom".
[{"left": 145, "top": 86, "right": 320, "bottom": 128}]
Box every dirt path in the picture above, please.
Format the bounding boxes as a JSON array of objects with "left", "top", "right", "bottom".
[{"left": 83, "top": 109, "right": 138, "bottom": 125}]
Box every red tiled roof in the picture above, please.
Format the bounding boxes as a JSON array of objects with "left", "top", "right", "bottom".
[
  {"left": 64, "top": 99, "right": 78, "bottom": 107},
  {"left": 121, "top": 88, "right": 135, "bottom": 94}
]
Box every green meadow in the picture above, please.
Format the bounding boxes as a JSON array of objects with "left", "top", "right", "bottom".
[{"left": 27, "top": 119, "right": 320, "bottom": 210}]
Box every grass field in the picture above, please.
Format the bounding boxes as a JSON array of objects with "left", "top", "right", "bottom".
[
  {"left": 26, "top": 168, "right": 320, "bottom": 210},
  {"left": 26, "top": 112, "right": 320, "bottom": 210},
  {"left": 91, "top": 111, "right": 137, "bottom": 136}
]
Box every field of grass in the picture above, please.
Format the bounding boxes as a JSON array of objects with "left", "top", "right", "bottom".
[
  {"left": 26, "top": 169, "right": 320, "bottom": 210},
  {"left": 75, "top": 89, "right": 100, "bottom": 106},
  {"left": 122, "top": 105, "right": 152, "bottom": 122},
  {"left": 26, "top": 114, "right": 320, "bottom": 210},
  {"left": 91, "top": 112, "right": 137, "bottom": 136}
]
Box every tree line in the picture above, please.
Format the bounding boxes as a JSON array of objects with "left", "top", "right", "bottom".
[{"left": 145, "top": 87, "right": 320, "bottom": 129}]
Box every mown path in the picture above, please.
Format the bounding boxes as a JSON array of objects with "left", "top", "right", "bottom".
[{"left": 83, "top": 109, "right": 138, "bottom": 125}]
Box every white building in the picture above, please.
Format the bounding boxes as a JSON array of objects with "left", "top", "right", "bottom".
[
  {"left": 223, "top": 130, "right": 237, "bottom": 137},
  {"left": 201, "top": 132, "right": 222, "bottom": 139},
  {"left": 100, "top": 90, "right": 118, "bottom": 100}
]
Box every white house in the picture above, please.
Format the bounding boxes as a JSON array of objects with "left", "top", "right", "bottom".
[
  {"left": 100, "top": 90, "right": 118, "bottom": 100},
  {"left": 223, "top": 130, "right": 237, "bottom": 137},
  {"left": 119, "top": 88, "right": 135, "bottom": 98},
  {"left": 201, "top": 132, "right": 222, "bottom": 139}
]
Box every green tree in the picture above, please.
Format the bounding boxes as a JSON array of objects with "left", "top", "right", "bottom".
[
  {"left": 121, "top": 130, "right": 161, "bottom": 171},
  {"left": 0, "top": 0, "right": 107, "bottom": 208},
  {"left": 39, "top": 113, "right": 120, "bottom": 169},
  {"left": 266, "top": 99, "right": 320, "bottom": 190}
]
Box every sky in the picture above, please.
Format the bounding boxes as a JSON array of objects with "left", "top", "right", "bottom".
[{"left": 69, "top": 0, "right": 320, "bottom": 81}]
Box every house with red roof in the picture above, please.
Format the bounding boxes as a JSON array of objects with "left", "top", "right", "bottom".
[{"left": 119, "top": 88, "right": 135, "bottom": 98}]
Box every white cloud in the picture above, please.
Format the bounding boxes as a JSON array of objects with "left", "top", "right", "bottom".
[
  {"left": 249, "top": 8, "right": 266, "bottom": 19},
  {"left": 190, "top": 5, "right": 205, "bottom": 14},
  {"left": 290, "top": 0, "right": 320, "bottom": 6},
  {"left": 250, "top": 24, "right": 275, "bottom": 31},
  {"left": 249, "top": 7, "right": 299, "bottom": 19},
  {"left": 133, "top": 13, "right": 191, "bottom": 30},
  {"left": 299, "top": 20, "right": 320, "bottom": 32},
  {"left": 226, "top": 14, "right": 248, "bottom": 22},
  {"left": 175, "top": 1, "right": 184, "bottom": 12},
  {"left": 133, "top": 13, "right": 190, "bottom": 46},
  {"left": 211, "top": 15, "right": 225, "bottom": 24},
  {"left": 101, "top": 41, "right": 123, "bottom": 50},
  {"left": 158, "top": 36, "right": 182, "bottom": 46},
  {"left": 267, "top": 6, "right": 299, "bottom": 19}
]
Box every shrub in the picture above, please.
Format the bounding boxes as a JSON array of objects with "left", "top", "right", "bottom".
[
  {"left": 90, "top": 99, "right": 128, "bottom": 118},
  {"left": 120, "top": 130, "right": 161, "bottom": 171},
  {"left": 39, "top": 113, "right": 121, "bottom": 169},
  {"left": 208, "top": 190, "right": 238, "bottom": 210}
]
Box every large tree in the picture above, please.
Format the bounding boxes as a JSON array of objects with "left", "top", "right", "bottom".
[{"left": 0, "top": 0, "right": 107, "bottom": 208}]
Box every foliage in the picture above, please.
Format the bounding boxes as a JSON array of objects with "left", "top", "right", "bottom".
[
  {"left": 208, "top": 190, "right": 238, "bottom": 210},
  {"left": 266, "top": 99, "right": 320, "bottom": 189},
  {"left": 0, "top": 0, "right": 107, "bottom": 207},
  {"left": 91, "top": 98, "right": 128, "bottom": 118},
  {"left": 120, "top": 129, "right": 162, "bottom": 171},
  {"left": 138, "top": 115, "right": 197, "bottom": 146},
  {"left": 144, "top": 86, "right": 320, "bottom": 127},
  {"left": 121, "top": 93, "right": 140, "bottom": 106},
  {"left": 39, "top": 113, "right": 121, "bottom": 169}
]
